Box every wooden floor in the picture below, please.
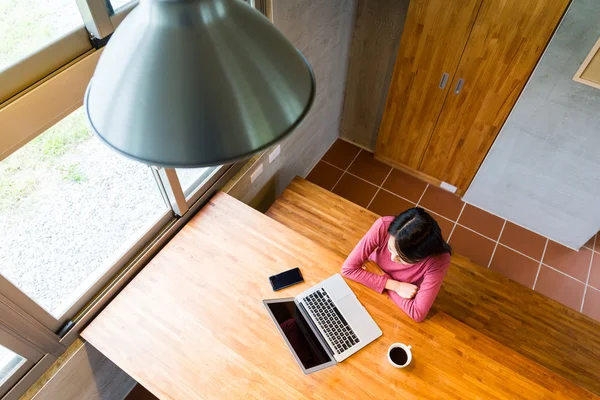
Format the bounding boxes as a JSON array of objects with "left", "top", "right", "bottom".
[{"left": 266, "top": 177, "right": 600, "bottom": 396}]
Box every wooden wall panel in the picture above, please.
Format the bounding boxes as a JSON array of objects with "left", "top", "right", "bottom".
[
  {"left": 420, "top": 0, "right": 571, "bottom": 191},
  {"left": 376, "top": 0, "right": 481, "bottom": 169}
]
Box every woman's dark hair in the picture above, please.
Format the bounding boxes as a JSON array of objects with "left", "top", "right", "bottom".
[{"left": 388, "top": 207, "right": 451, "bottom": 264}]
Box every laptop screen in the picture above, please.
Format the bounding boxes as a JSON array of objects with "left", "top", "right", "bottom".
[{"left": 264, "top": 299, "right": 333, "bottom": 370}]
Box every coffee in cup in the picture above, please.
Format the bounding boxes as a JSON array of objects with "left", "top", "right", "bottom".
[{"left": 387, "top": 343, "right": 412, "bottom": 368}]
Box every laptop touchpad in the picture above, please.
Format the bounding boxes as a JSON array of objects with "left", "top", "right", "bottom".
[{"left": 324, "top": 274, "right": 352, "bottom": 301}]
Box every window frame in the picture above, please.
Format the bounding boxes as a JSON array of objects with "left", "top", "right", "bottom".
[
  {"left": 75, "top": 0, "right": 116, "bottom": 40},
  {"left": 0, "top": 316, "right": 59, "bottom": 398},
  {"left": 0, "top": 361, "right": 36, "bottom": 399},
  {"left": 0, "top": 0, "right": 259, "bottom": 397},
  {"left": 0, "top": 27, "right": 92, "bottom": 105}
]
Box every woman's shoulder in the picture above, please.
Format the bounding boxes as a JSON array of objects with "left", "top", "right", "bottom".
[
  {"left": 377, "top": 215, "right": 395, "bottom": 227},
  {"left": 371, "top": 216, "right": 395, "bottom": 236},
  {"left": 367, "top": 216, "right": 393, "bottom": 239},
  {"left": 424, "top": 252, "right": 451, "bottom": 271}
]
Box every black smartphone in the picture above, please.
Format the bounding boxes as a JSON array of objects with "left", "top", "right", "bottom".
[{"left": 269, "top": 267, "right": 304, "bottom": 291}]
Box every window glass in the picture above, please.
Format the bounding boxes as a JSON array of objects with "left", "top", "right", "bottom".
[
  {"left": 0, "top": 0, "right": 83, "bottom": 71},
  {"left": 176, "top": 168, "right": 214, "bottom": 196},
  {"left": 0, "top": 346, "right": 25, "bottom": 386},
  {"left": 0, "top": 108, "right": 168, "bottom": 317},
  {"left": 108, "top": 0, "right": 134, "bottom": 12}
]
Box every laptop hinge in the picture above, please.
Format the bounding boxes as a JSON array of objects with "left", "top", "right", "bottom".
[{"left": 297, "top": 301, "right": 335, "bottom": 358}]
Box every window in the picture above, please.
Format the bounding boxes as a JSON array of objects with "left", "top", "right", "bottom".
[
  {"left": 0, "top": 108, "right": 169, "bottom": 318},
  {"left": 0, "top": 0, "right": 83, "bottom": 71},
  {"left": 0, "top": 346, "right": 25, "bottom": 387},
  {"left": 176, "top": 168, "right": 214, "bottom": 197},
  {"left": 108, "top": 0, "right": 135, "bottom": 12},
  {"left": 0, "top": 0, "right": 242, "bottom": 396}
]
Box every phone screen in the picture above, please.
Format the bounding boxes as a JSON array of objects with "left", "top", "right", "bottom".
[{"left": 269, "top": 268, "right": 304, "bottom": 291}]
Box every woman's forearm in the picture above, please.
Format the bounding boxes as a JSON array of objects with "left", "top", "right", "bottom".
[
  {"left": 386, "top": 291, "right": 427, "bottom": 322},
  {"left": 342, "top": 263, "right": 388, "bottom": 293}
]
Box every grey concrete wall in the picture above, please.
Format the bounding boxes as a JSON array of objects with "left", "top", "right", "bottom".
[
  {"left": 339, "top": 0, "right": 409, "bottom": 150},
  {"left": 464, "top": 0, "right": 600, "bottom": 249},
  {"left": 228, "top": 0, "right": 358, "bottom": 210},
  {"left": 274, "top": 0, "right": 357, "bottom": 182}
]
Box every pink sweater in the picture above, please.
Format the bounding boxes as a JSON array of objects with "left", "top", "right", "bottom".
[{"left": 341, "top": 216, "right": 450, "bottom": 322}]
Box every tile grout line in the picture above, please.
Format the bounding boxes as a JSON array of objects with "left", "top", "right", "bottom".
[
  {"left": 320, "top": 155, "right": 596, "bottom": 289},
  {"left": 588, "top": 284, "right": 600, "bottom": 293},
  {"left": 447, "top": 202, "right": 466, "bottom": 242},
  {"left": 323, "top": 159, "right": 511, "bottom": 231},
  {"left": 487, "top": 220, "right": 507, "bottom": 269},
  {"left": 580, "top": 234, "right": 597, "bottom": 312},
  {"left": 416, "top": 185, "right": 428, "bottom": 207},
  {"left": 541, "top": 261, "right": 588, "bottom": 285},
  {"left": 323, "top": 159, "right": 461, "bottom": 225},
  {"left": 495, "top": 242, "right": 540, "bottom": 264},
  {"left": 324, "top": 157, "right": 600, "bottom": 254},
  {"left": 380, "top": 187, "right": 418, "bottom": 206},
  {"left": 435, "top": 213, "right": 587, "bottom": 285},
  {"left": 323, "top": 158, "right": 380, "bottom": 191},
  {"left": 350, "top": 178, "right": 590, "bottom": 284},
  {"left": 532, "top": 239, "right": 549, "bottom": 290},
  {"left": 366, "top": 167, "right": 394, "bottom": 209},
  {"left": 321, "top": 159, "right": 348, "bottom": 172},
  {"left": 309, "top": 139, "right": 342, "bottom": 176},
  {"left": 330, "top": 150, "right": 362, "bottom": 192},
  {"left": 379, "top": 187, "right": 458, "bottom": 227},
  {"left": 456, "top": 221, "right": 489, "bottom": 237},
  {"left": 322, "top": 158, "right": 426, "bottom": 207}
]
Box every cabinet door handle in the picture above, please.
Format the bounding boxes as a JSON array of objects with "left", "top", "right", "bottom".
[
  {"left": 454, "top": 78, "right": 465, "bottom": 94},
  {"left": 438, "top": 73, "right": 449, "bottom": 89}
]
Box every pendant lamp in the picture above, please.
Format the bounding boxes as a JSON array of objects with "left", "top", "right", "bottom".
[{"left": 84, "top": 0, "right": 315, "bottom": 167}]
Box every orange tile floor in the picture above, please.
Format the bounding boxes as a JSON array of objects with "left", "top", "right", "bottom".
[{"left": 306, "top": 139, "right": 600, "bottom": 322}]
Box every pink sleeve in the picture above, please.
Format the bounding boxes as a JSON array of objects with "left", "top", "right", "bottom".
[
  {"left": 341, "top": 218, "right": 389, "bottom": 293},
  {"left": 386, "top": 258, "right": 449, "bottom": 322}
]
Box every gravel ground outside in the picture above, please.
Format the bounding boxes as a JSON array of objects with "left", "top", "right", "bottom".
[
  {"left": 0, "top": 0, "right": 82, "bottom": 71},
  {"left": 0, "top": 346, "right": 23, "bottom": 385},
  {"left": 0, "top": 0, "right": 149, "bottom": 376},
  {"left": 0, "top": 109, "right": 167, "bottom": 317}
]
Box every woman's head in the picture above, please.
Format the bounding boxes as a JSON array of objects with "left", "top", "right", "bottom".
[{"left": 386, "top": 208, "right": 451, "bottom": 264}]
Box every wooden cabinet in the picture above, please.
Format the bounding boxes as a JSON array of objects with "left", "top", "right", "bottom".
[
  {"left": 376, "top": 0, "right": 570, "bottom": 192},
  {"left": 376, "top": 0, "right": 482, "bottom": 169}
]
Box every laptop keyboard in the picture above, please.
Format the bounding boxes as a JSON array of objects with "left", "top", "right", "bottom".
[{"left": 304, "top": 288, "right": 360, "bottom": 354}]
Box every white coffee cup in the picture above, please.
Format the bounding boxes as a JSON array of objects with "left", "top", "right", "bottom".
[{"left": 387, "top": 343, "right": 412, "bottom": 368}]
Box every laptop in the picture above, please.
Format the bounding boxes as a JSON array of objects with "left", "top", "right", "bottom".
[{"left": 263, "top": 273, "right": 382, "bottom": 374}]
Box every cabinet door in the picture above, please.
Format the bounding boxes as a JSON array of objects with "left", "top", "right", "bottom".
[
  {"left": 419, "top": 0, "right": 570, "bottom": 191},
  {"left": 376, "top": 0, "right": 481, "bottom": 169}
]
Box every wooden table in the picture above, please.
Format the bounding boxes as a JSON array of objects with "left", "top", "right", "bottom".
[
  {"left": 267, "top": 177, "right": 600, "bottom": 396},
  {"left": 82, "top": 193, "right": 594, "bottom": 399}
]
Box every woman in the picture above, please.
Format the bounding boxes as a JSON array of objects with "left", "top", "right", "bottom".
[{"left": 341, "top": 208, "right": 451, "bottom": 322}]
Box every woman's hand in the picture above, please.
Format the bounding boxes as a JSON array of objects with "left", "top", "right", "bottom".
[{"left": 385, "top": 280, "right": 418, "bottom": 299}]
